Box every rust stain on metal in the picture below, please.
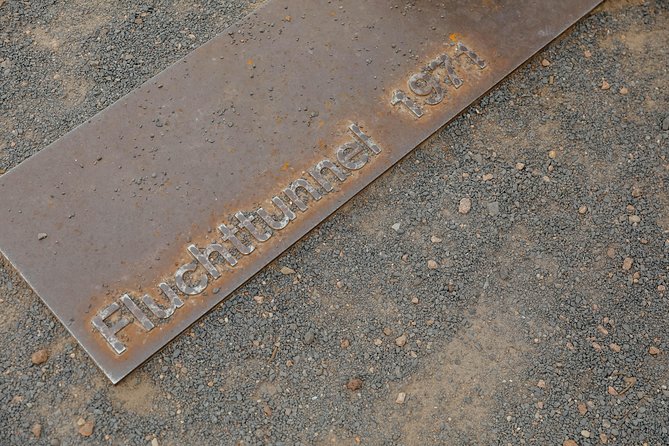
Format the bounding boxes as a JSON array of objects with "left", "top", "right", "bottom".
[{"left": 0, "top": 0, "right": 601, "bottom": 383}]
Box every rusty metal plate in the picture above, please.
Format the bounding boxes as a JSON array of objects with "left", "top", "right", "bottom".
[{"left": 0, "top": 0, "right": 601, "bottom": 383}]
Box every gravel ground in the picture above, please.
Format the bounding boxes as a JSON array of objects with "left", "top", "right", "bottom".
[{"left": 1, "top": 0, "right": 668, "bottom": 445}]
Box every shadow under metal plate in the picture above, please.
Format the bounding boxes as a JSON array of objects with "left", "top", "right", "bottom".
[{"left": 0, "top": 0, "right": 601, "bottom": 383}]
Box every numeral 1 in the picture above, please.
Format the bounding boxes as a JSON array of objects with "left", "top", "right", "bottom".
[{"left": 391, "top": 90, "right": 424, "bottom": 118}]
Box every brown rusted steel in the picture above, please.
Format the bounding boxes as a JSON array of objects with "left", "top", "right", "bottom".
[{"left": 0, "top": 0, "right": 601, "bottom": 383}]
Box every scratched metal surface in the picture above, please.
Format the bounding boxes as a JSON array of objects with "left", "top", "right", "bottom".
[{"left": 0, "top": 0, "right": 601, "bottom": 383}]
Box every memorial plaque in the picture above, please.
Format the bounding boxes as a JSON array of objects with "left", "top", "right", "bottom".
[{"left": 0, "top": 0, "right": 601, "bottom": 383}]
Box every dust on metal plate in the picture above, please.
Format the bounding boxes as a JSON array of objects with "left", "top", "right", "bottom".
[{"left": 0, "top": 0, "right": 601, "bottom": 383}]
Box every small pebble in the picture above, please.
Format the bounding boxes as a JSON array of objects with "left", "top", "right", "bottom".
[
  {"left": 280, "top": 266, "right": 295, "bottom": 275},
  {"left": 622, "top": 257, "right": 633, "bottom": 271},
  {"left": 31, "top": 349, "right": 48, "bottom": 365},
  {"left": 395, "top": 334, "right": 407, "bottom": 347},
  {"left": 487, "top": 201, "right": 500, "bottom": 216},
  {"left": 458, "top": 197, "right": 472, "bottom": 215},
  {"left": 78, "top": 420, "right": 94, "bottom": 437}
]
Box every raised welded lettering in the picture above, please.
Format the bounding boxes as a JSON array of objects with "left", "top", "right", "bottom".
[
  {"left": 120, "top": 294, "right": 155, "bottom": 331},
  {"left": 336, "top": 141, "right": 368, "bottom": 170},
  {"left": 218, "top": 223, "right": 255, "bottom": 255},
  {"left": 283, "top": 178, "right": 322, "bottom": 212},
  {"left": 235, "top": 211, "right": 271, "bottom": 242},
  {"left": 142, "top": 283, "right": 184, "bottom": 319},
  {"left": 426, "top": 53, "right": 463, "bottom": 88},
  {"left": 257, "top": 196, "right": 296, "bottom": 230},
  {"left": 391, "top": 41, "right": 487, "bottom": 117},
  {"left": 456, "top": 41, "right": 487, "bottom": 69},
  {"left": 94, "top": 120, "right": 387, "bottom": 353},
  {"left": 391, "top": 90, "right": 424, "bottom": 117},
  {"left": 188, "top": 243, "right": 237, "bottom": 279},
  {"left": 308, "top": 159, "right": 348, "bottom": 192},
  {"left": 174, "top": 260, "right": 208, "bottom": 295},
  {"left": 409, "top": 72, "right": 445, "bottom": 105},
  {"left": 349, "top": 124, "right": 382, "bottom": 155},
  {"left": 91, "top": 302, "right": 129, "bottom": 355}
]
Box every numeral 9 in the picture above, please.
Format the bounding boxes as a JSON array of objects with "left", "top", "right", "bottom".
[{"left": 408, "top": 72, "right": 445, "bottom": 106}]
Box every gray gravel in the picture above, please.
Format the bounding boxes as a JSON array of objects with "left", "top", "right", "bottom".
[{"left": 1, "top": 1, "right": 669, "bottom": 445}]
